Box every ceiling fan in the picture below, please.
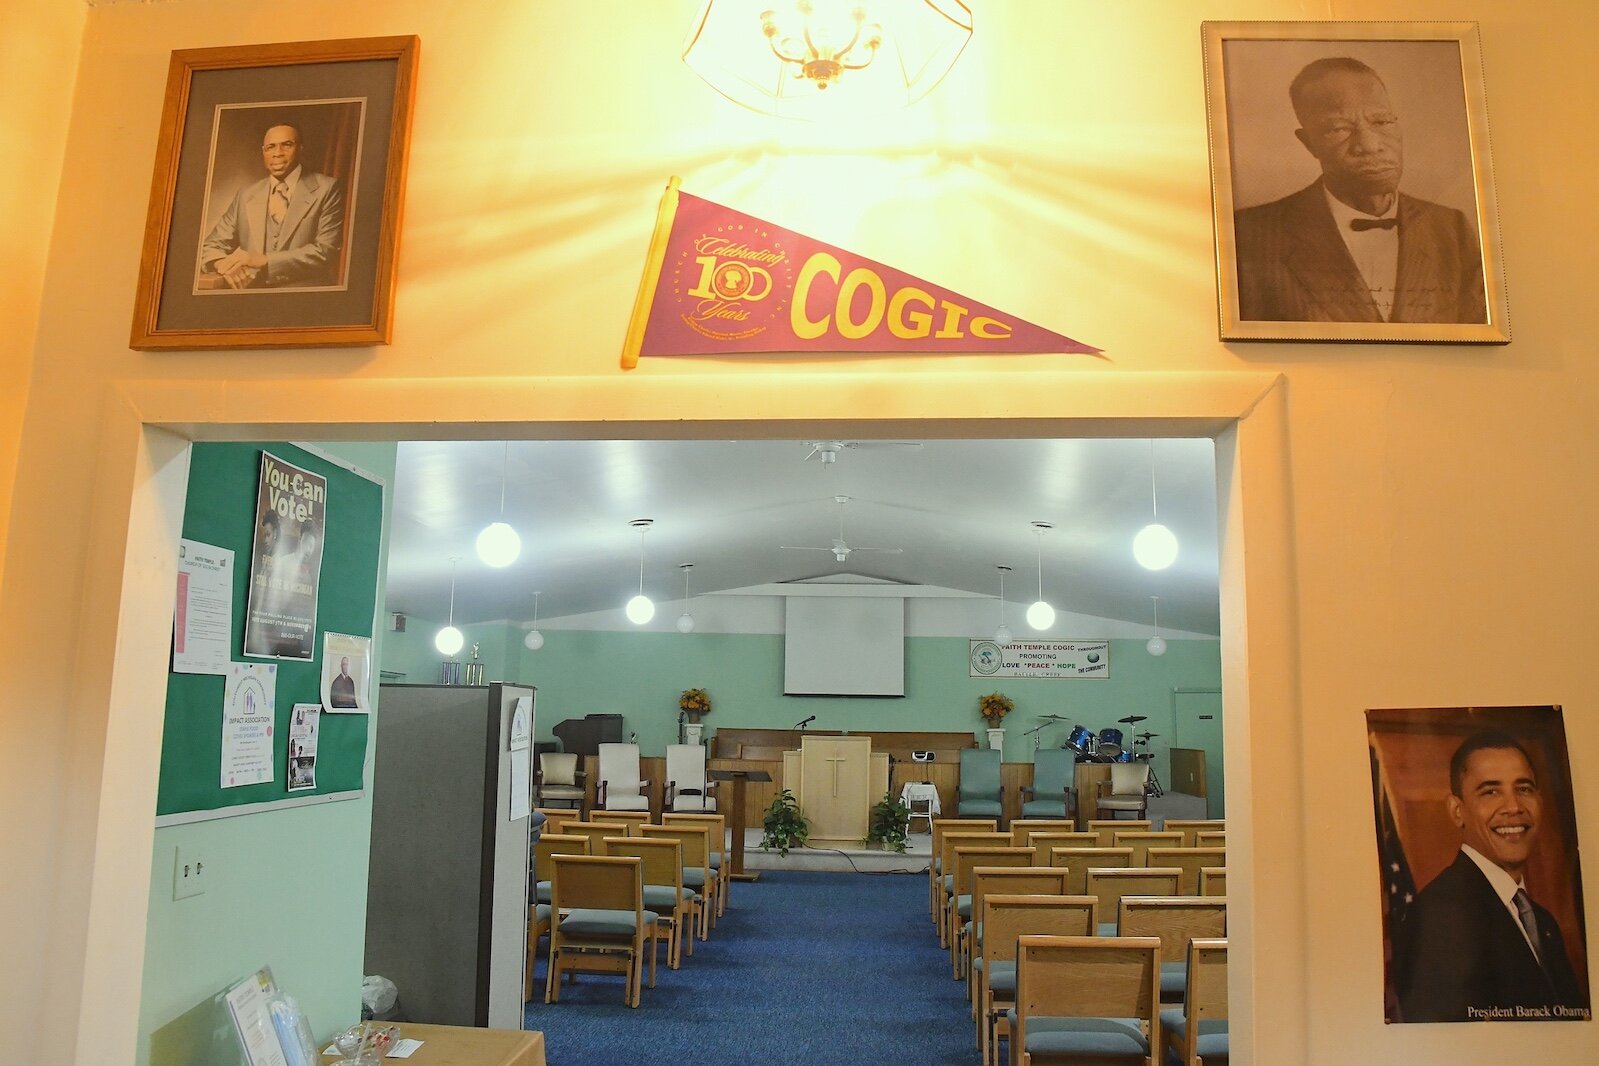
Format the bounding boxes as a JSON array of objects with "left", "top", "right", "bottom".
[
  {"left": 801, "top": 440, "right": 924, "bottom": 465},
  {"left": 781, "top": 495, "right": 905, "bottom": 563}
]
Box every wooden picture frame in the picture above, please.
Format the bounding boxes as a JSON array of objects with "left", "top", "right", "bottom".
[
  {"left": 1202, "top": 22, "right": 1508, "bottom": 344},
  {"left": 130, "top": 36, "right": 418, "bottom": 350}
]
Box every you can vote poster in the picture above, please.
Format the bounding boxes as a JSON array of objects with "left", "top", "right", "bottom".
[
  {"left": 243, "top": 451, "right": 326, "bottom": 660},
  {"left": 1367, "top": 705, "right": 1590, "bottom": 1024}
]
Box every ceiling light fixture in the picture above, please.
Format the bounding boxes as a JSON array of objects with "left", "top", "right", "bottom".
[
  {"left": 676, "top": 563, "right": 697, "bottom": 634},
  {"left": 1146, "top": 595, "right": 1167, "bottom": 657},
  {"left": 475, "top": 441, "right": 521, "bottom": 568},
  {"left": 994, "top": 564, "right": 1013, "bottom": 646},
  {"left": 625, "top": 519, "right": 656, "bottom": 625},
  {"left": 435, "top": 556, "right": 465, "bottom": 656},
  {"left": 1133, "top": 439, "right": 1179, "bottom": 571},
  {"left": 1026, "top": 522, "right": 1056, "bottom": 631},
  {"left": 682, "top": 0, "right": 974, "bottom": 120},
  {"left": 524, "top": 590, "right": 544, "bottom": 651}
]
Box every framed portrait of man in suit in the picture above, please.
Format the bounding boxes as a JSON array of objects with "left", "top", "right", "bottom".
[
  {"left": 1202, "top": 22, "right": 1509, "bottom": 344},
  {"left": 131, "top": 37, "right": 418, "bottom": 350},
  {"left": 1366, "top": 706, "right": 1590, "bottom": 1024}
]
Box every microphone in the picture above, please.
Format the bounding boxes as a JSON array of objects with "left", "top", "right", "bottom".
[{"left": 795, "top": 715, "right": 816, "bottom": 730}]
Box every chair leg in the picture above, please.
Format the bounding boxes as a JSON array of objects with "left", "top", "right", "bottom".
[{"left": 544, "top": 944, "right": 559, "bottom": 1004}]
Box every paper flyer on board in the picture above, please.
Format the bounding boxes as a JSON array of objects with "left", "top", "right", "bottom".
[
  {"left": 222, "top": 662, "right": 277, "bottom": 788},
  {"left": 321, "top": 632, "right": 372, "bottom": 713},
  {"left": 173, "top": 538, "right": 235, "bottom": 674},
  {"left": 243, "top": 452, "right": 326, "bottom": 661},
  {"left": 287, "top": 703, "right": 320, "bottom": 792}
]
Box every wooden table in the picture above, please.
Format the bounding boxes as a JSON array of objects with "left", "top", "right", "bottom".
[
  {"left": 321, "top": 1022, "right": 545, "bottom": 1066},
  {"left": 709, "top": 768, "right": 771, "bottom": 882}
]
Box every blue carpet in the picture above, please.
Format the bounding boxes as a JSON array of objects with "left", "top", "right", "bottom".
[{"left": 525, "top": 869, "right": 975, "bottom": 1065}]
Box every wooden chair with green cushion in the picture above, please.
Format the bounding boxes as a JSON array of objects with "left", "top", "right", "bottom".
[
  {"left": 1118, "top": 895, "right": 1227, "bottom": 1004},
  {"left": 1199, "top": 867, "right": 1227, "bottom": 896},
  {"left": 1009, "top": 934, "right": 1161, "bottom": 1066},
  {"left": 949, "top": 846, "right": 1038, "bottom": 978},
  {"left": 1111, "top": 830, "right": 1184, "bottom": 866},
  {"left": 545, "top": 854, "right": 658, "bottom": 1008},
  {"left": 532, "top": 833, "right": 590, "bottom": 906},
  {"left": 957, "top": 748, "right": 1005, "bottom": 824},
  {"left": 639, "top": 823, "right": 717, "bottom": 940},
  {"left": 1084, "top": 867, "right": 1182, "bottom": 936},
  {"left": 1087, "top": 818, "right": 1151, "bottom": 847},
  {"left": 977, "top": 895, "right": 1097, "bottom": 1066},
  {"left": 936, "top": 830, "right": 1010, "bottom": 946},
  {"left": 663, "top": 811, "right": 731, "bottom": 916},
  {"left": 1146, "top": 847, "right": 1228, "bottom": 895},
  {"left": 563, "top": 819, "right": 635, "bottom": 855},
  {"left": 601, "top": 835, "right": 693, "bottom": 969},
  {"left": 1161, "top": 819, "right": 1226, "bottom": 848},
  {"left": 1163, "top": 938, "right": 1228, "bottom": 1066},
  {"left": 1025, "top": 831, "right": 1098, "bottom": 866},
  {"left": 965, "top": 868, "right": 1073, "bottom": 1018},
  {"left": 1008, "top": 818, "right": 1078, "bottom": 848},
  {"left": 1019, "top": 748, "right": 1075, "bottom": 819},
  {"left": 595, "top": 810, "right": 650, "bottom": 834},
  {"left": 1047, "top": 846, "right": 1134, "bottom": 895},
  {"left": 930, "top": 818, "right": 999, "bottom": 923}
]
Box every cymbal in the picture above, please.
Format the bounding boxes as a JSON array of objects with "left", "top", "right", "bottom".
[
  {"left": 1136, "top": 732, "right": 1159, "bottom": 740},
  {"left": 1037, "top": 714, "right": 1071, "bottom": 721},
  {"left": 1118, "top": 715, "right": 1148, "bottom": 724}
]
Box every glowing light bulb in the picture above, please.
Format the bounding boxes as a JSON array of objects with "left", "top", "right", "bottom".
[
  {"left": 435, "top": 625, "right": 464, "bottom": 656},
  {"left": 1026, "top": 600, "right": 1055, "bottom": 630},
  {"left": 475, "top": 521, "right": 521, "bottom": 568},
  {"left": 1133, "top": 523, "right": 1178, "bottom": 570},
  {"left": 626, "top": 594, "right": 655, "bottom": 624}
]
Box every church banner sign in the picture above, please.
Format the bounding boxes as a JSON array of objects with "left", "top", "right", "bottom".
[
  {"left": 622, "top": 177, "right": 1099, "bottom": 367},
  {"left": 968, "top": 640, "right": 1110, "bottom": 679}
]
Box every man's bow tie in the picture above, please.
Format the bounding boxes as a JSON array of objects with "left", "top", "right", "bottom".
[{"left": 1350, "top": 217, "right": 1398, "bottom": 231}]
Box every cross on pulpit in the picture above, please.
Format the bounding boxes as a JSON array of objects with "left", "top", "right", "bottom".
[{"left": 826, "top": 753, "right": 849, "bottom": 796}]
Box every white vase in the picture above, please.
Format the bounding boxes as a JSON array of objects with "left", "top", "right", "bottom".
[
  {"left": 986, "top": 727, "right": 1005, "bottom": 751},
  {"left": 684, "top": 722, "right": 704, "bottom": 746}
]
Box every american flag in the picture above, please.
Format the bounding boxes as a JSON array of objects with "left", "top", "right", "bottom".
[{"left": 1371, "top": 747, "right": 1418, "bottom": 1021}]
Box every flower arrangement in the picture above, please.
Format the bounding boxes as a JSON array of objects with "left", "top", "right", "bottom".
[
  {"left": 679, "top": 687, "right": 711, "bottom": 721},
  {"left": 978, "top": 692, "right": 1014, "bottom": 724}
]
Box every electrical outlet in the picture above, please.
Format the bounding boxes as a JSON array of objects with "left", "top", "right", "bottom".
[{"left": 173, "top": 845, "right": 208, "bottom": 900}]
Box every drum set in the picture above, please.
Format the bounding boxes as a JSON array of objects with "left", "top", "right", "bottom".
[{"left": 1027, "top": 713, "right": 1165, "bottom": 795}]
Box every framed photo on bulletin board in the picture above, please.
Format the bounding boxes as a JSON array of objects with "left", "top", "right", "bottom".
[
  {"left": 130, "top": 36, "right": 418, "bottom": 350},
  {"left": 1201, "top": 22, "right": 1509, "bottom": 344}
]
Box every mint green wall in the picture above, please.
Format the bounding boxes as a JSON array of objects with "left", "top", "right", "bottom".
[
  {"left": 379, "top": 614, "right": 515, "bottom": 686},
  {"left": 138, "top": 441, "right": 397, "bottom": 1063},
  {"left": 454, "top": 629, "right": 1222, "bottom": 785}
]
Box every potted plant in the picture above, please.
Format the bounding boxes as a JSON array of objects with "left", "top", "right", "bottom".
[
  {"left": 760, "top": 789, "right": 810, "bottom": 856},
  {"left": 865, "top": 791, "right": 911, "bottom": 853},
  {"left": 979, "top": 691, "right": 1013, "bottom": 750},
  {"left": 679, "top": 687, "right": 711, "bottom": 745}
]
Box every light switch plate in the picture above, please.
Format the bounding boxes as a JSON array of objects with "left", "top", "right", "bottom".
[{"left": 173, "top": 845, "right": 207, "bottom": 900}]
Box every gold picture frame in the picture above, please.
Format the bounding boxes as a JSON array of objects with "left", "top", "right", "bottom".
[
  {"left": 1202, "top": 22, "right": 1508, "bottom": 344},
  {"left": 130, "top": 36, "right": 418, "bottom": 350}
]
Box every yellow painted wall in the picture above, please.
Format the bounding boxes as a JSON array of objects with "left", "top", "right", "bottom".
[
  {"left": 2, "top": 1, "right": 1596, "bottom": 1063},
  {"left": 0, "top": 0, "right": 84, "bottom": 595}
]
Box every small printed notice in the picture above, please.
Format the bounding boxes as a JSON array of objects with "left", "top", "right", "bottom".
[
  {"left": 509, "top": 748, "right": 531, "bottom": 821},
  {"left": 222, "top": 662, "right": 277, "bottom": 788},
  {"left": 968, "top": 639, "right": 1111, "bottom": 679},
  {"left": 321, "top": 632, "right": 372, "bottom": 714},
  {"left": 509, "top": 695, "right": 532, "bottom": 750},
  {"left": 225, "top": 968, "right": 290, "bottom": 1066},
  {"left": 173, "top": 539, "right": 235, "bottom": 675},
  {"left": 287, "top": 704, "right": 320, "bottom": 792}
]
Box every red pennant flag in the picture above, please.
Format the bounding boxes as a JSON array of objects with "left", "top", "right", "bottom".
[{"left": 621, "top": 177, "right": 1098, "bottom": 368}]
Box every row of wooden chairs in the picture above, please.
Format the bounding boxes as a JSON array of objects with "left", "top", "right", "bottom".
[
  {"left": 530, "top": 809, "right": 733, "bottom": 1007},
  {"left": 927, "top": 817, "right": 1229, "bottom": 1065}
]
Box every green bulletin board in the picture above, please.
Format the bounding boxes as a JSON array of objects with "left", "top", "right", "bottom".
[{"left": 157, "top": 442, "right": 384, "bottom": 818}]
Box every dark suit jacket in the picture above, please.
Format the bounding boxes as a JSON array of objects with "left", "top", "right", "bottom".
[
  {"left": 199, "top": 170, "right": 346, "bottom": 288},
  {"left": 1396, "top": 851, "right": 1586, "bottom": 1022},
  {"left": 1234, "top": 181, "right": 1486, "bottom": 324}
]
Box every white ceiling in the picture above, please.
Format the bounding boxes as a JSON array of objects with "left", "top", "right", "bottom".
[{"left": 382, "top": 436, "right": 1221, "bottom": 636}]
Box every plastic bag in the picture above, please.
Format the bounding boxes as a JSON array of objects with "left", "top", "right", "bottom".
[{"left": 361, "top": 974, "right": 399, "bottom": 1019}]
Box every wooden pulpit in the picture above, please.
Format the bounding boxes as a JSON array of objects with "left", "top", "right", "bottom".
[{"left": 782, "top": 736, "right": 889, "bottom": 848}]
